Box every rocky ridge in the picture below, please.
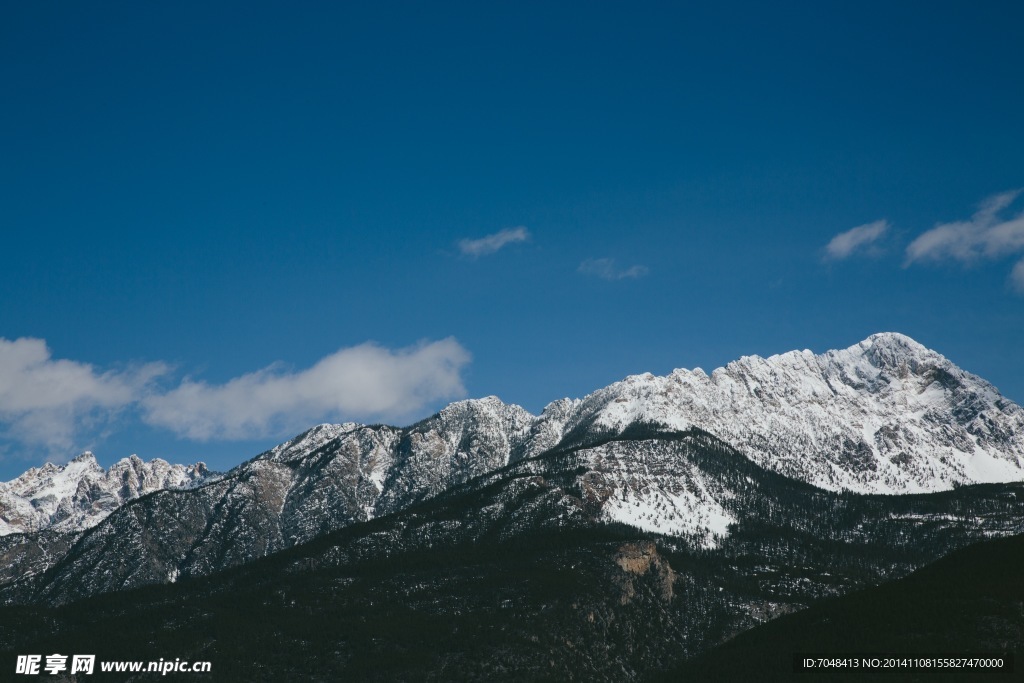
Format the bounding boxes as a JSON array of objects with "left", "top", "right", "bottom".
[
  {"left": 0, "top": 453, "right": 210, "bottom": 536},
  {"left": 552, "top": 332, "right": 1024, "bottom": 493}
]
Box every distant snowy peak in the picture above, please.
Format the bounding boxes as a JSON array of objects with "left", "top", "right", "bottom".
[
  {"left": 0, "top": 453, "right": 210, "bottom": 536},
  {"left": 564, "top": 332, "right": 1024, "bottom": 493}
]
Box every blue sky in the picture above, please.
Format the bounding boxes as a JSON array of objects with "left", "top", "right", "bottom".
[{"left": 1, "top": 2, "right": 1022, "bottom": 478}]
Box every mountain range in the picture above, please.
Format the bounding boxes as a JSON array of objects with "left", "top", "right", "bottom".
[{"left": 0, "top": 332, "right": 1021, "bottom": 679}]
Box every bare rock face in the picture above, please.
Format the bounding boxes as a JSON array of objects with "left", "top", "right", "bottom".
[{"left": 614, "top": 541, "right": 675, "bottom": 603}]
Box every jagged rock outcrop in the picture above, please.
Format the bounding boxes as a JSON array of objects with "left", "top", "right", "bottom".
[{"left": 0, "top": 452, "right": 209, "bottom": 536}]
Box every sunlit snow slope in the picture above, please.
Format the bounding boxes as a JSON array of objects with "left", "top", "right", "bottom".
[{"left": 551, "top": 333, "right": 1024, "bottom": 493}]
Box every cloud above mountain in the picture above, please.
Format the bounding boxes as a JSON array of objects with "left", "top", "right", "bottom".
[
  {"left": 578, "top": 258, "right": 649, "bottom": 280},
  {"left": 905, "top": 190, "right": 1024, "bottom": 264},
  {"left": 1010, "top": 260, "right": 1024, "bottom": 294},
  {"left": 0, "top": 337, "right": 471, "bottom": 455},
  {"left": 0, "top": 337, "right": 168, "bottom": 453},
  {"left": 457, "top": 227, "right": 530, "bottom": 257},
  {"left": 822, "top": 192, "right": 1024, "bottom": 295},
  {"left": 905, "top": 190, "right": 1024, "bottom": 292},
  {"left": 142, "top": 339, "right": 470, "bottom": 440},
  {"left": 824, "top": 220, "right": 889, "bottom": 260}
]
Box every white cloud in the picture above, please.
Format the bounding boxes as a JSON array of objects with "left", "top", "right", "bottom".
[
  {"left": 824, "top": 219, "right": 889, "bottom": 260},
  {"left": 905, "top": 189, "right": 1024, "bottom": 265},
  {"left": 0, "top": 337, "right": 168, "bottom": 453},
  {"left": 1011, "top": 259, "right": 1024, "bottom": 294},
  {"left": 141, "top": 339, "right": 471, "bottom": 440},
  {"left": 457, "top": 227, "right": 530, "bottom": 257},
  {"left": 0, "top": 337, "right": 473, "bottom": 457},
  {"left": 578, "top": 258, "right": 649, "bottom": 281}
]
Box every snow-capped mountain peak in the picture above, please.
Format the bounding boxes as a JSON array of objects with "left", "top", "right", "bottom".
[
  {"left": 553, "top": 332, "right": 1024, "bottom": 493},
  {"left": 0, "top": 453, "right": 211, "bottom": 536}
]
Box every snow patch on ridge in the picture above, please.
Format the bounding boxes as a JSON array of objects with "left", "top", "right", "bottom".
[{"left": 602, "top": 488, "right": 733, "bottom": 548}]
